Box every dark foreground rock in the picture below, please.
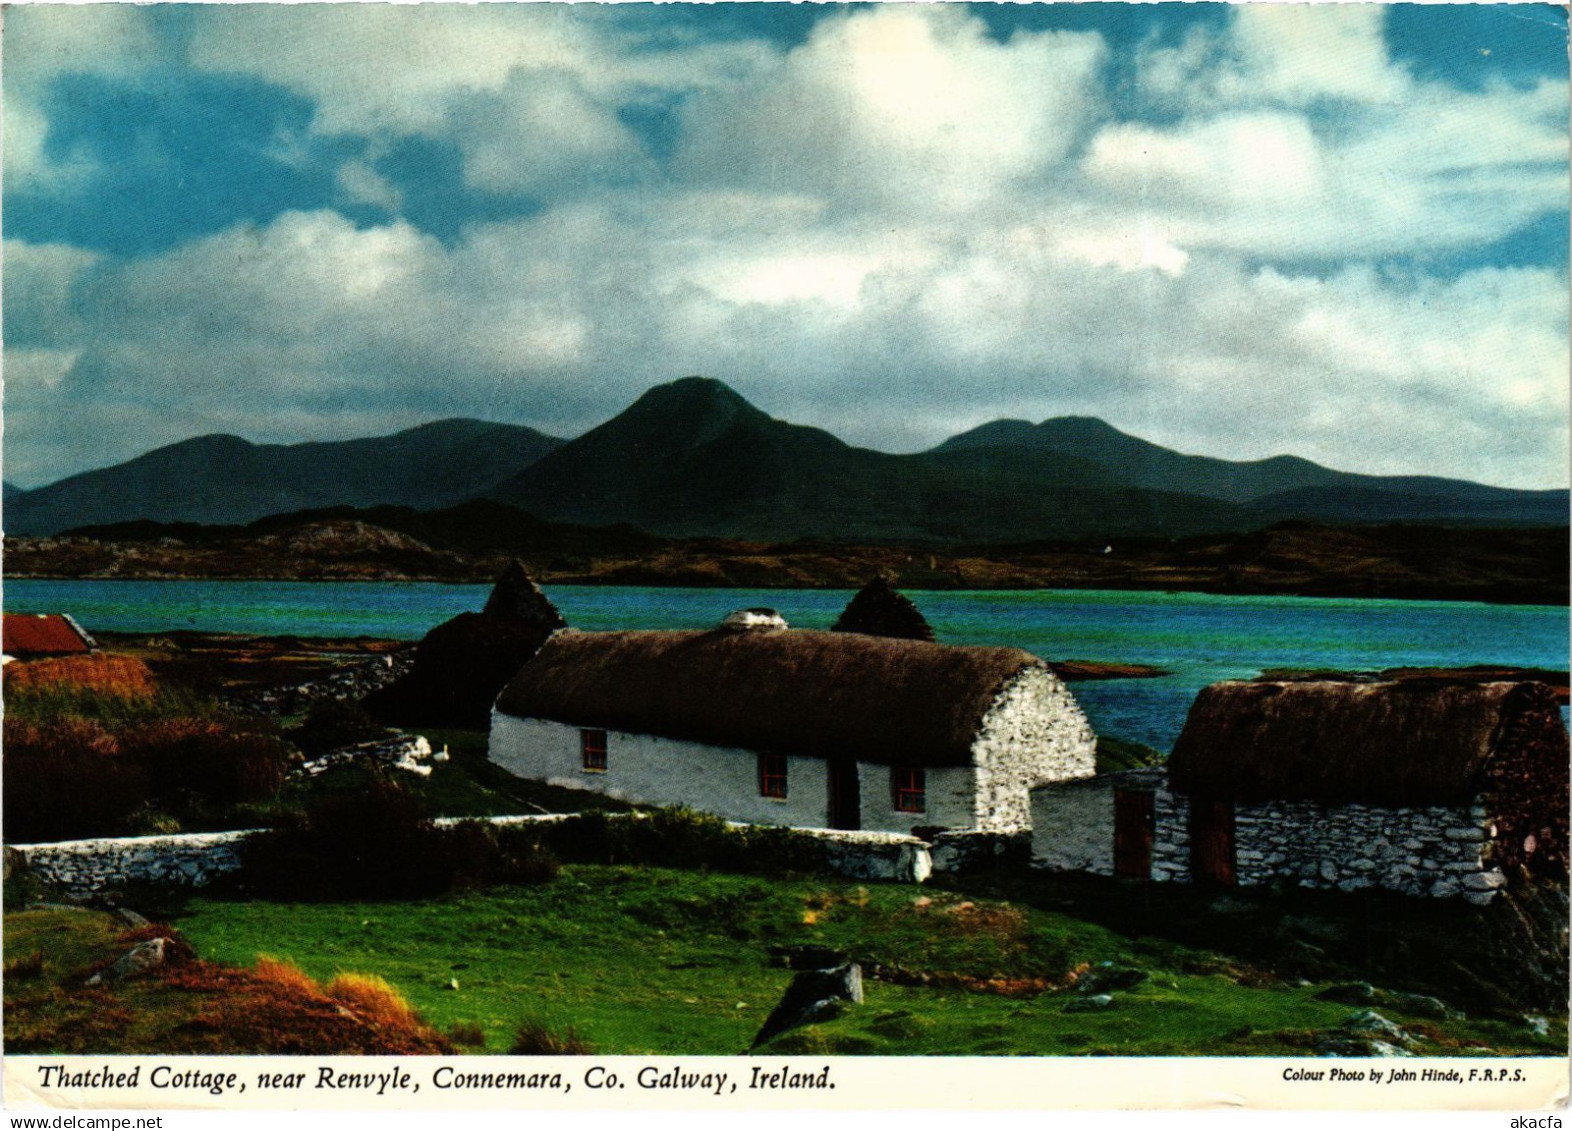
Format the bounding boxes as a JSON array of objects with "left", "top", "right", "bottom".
[{"left": 753, "top": 963, "right": 864, "bottom": 1049}]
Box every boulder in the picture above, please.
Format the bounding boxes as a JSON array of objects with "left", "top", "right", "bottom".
[
  {"left": 112, "top": 907, "right": 153, "bottom": 929},
  {"left": 1314, "top": 982, "right": 1377, "bottom": 1006},
  {"left": 1337, "top": 1010, "right": 1416, "bottom": 1049},
  {"left": 752, "top": 963, "right": 863, "bottom": 1048},
  {"left": 86, "top": 937, "right": 174, "bottom": 986},
  {"left": 1076, "top": 962, "right": 1147, "bottom": 995},
  {"left": 1382, "top": 991, "right": 1461, "bottom": 1020}
]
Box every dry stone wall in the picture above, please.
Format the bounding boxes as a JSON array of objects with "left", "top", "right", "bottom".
[
  {"left": 225, "top": 651, "right": 414, "bottom": 715},
  {"left": 1149, "top": 786, "right": 1506, "bottom": 904},
  {"left": 7, "top": 831, "right": 253, "bottom": 895}
]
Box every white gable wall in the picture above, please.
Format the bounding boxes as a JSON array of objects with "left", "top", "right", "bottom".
[
  {"left": 970, "top": 666, "right": 1097, "bottom": 831},
  {"left": 489, "top": 713, "right": 834, "bottom": 829}
]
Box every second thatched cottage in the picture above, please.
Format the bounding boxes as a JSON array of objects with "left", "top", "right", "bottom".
[
  {"left": 489, "top": 612, "right": 1096, "bottom": 834},
  {"left": 1031, "top": 678, "right": 1568, "bottom": 904}
]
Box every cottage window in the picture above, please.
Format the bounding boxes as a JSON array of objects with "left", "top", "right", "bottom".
[
  {"left": 758, "top": 754, "right": 788, "bottom": 799},
  {"left": 892, "top": 767, "right": 925, "bottom": 813},
  {"left": 580, "top": 729, "right": 607, "bottom": 772}
]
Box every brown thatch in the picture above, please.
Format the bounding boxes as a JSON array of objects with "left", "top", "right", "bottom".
[
  {"left": 494, "top": 629, "right": 1046, "bottom": 767},
  {"left": 832, "top": 577, "right": 934, "bottom": 642},
  {"left": 1168, "top": 679, "right": 1566, "bottom": 807}
]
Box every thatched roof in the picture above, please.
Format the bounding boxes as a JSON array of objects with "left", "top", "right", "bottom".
[
  {"left": 494, "top": 629, "right": 1049, "bottom": 766},
  {"left": 1168, "top": 679, "right": 1564, "bottom": 806}
]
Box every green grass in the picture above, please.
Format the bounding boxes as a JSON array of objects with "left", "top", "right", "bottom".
[{"left": 167, "top": 866, "right": 1564, "bottom": 1057}]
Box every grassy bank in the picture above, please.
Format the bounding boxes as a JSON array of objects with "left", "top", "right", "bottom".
[{"left": 160, "top": 866, "right": 1558, "bottom": 1056}]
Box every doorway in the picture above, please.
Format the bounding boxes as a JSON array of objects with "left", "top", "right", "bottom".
[
  {"left": 1113, "top": 789, "right": 1155, "bottom": 879},
  {"left": 1189, "top": 797, "right": 1236, "bottom": 886},
  {"left": 828, "top": 760, "right": 861, "bottom": 830}
]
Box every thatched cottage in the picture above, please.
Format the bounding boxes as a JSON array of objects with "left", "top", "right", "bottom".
[
  {"left": 1032, "top": 679, "right": 1568, "bottom": 904},
  {"left": 489, "top": 615, "right": 1096, "bottom": 834}
]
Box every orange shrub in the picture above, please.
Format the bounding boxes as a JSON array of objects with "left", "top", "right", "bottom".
[
  {"left": 325, "top": 973, "right": 424, "bottom": 1032},
  {"left": 3, "top": 655, "right": 156, "bottom": 699},
  {"left": 252, "top": 956, "right": 321, "bottom": 998}
]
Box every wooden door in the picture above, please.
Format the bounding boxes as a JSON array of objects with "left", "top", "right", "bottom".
[
  {"left": 1113, "top": 789, "right": 1155, "bottom": 879},
  {"left": 828, "top": 760, "right": 861, "bottom": 830},
  {"left": 1189, "top": 797, "right": 1236, "bottom": 886}
]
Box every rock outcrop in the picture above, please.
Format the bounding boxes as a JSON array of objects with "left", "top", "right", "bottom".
[
  {"left": 831, "top": 577, "right": 934, "bottom": 642},
  {"left": 364, "top": 561, "right": 566, "bottom": 728}
]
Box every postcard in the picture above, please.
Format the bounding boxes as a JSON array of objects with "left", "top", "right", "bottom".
[{"left": 2, "top": 1, "right": 1567, "bottom": 1118}]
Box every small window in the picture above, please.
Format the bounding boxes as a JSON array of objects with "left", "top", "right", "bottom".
[
  {"left": 759, "top": 753, "right": 788, "bottom": 799},
  {"left": 892, "top": 767, "right": 925, "bottom": 813},
  {"left": 580, "top": 728, "right": 607, "bottom": 772}
]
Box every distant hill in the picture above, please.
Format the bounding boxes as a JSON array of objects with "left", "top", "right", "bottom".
[
  {"left": 8, "top": 504, "right": 1564, "bottom": 605},
  {"left": 6, "top": 419, "right": 563, "bottom": 536},
  {"left": 936, "top": 415, "right": 1568, "bottom": 527},
  {"left": 488, "top": 377, "right": 1253, "bottom": 542},
  {"left": 9, "top": 378, "right": 1563, "bottom": 542}
]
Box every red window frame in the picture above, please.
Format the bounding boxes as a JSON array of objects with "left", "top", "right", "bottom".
[
  {"left": 759, "top": 753, "right": 788, "bottom": 799},
  {"left": 892, "top": 767, "right": 925, "bottom": 813},
  {"left": 580, "top": 728, "right": 608, "bottom": 772}
]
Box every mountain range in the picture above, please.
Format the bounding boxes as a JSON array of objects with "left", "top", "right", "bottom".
[
  {"left": 6, "top": 377, "right": 1566, "bottom": 541},
  {"left": 5, "top": 419, "right": 562, "bottom": 537}
]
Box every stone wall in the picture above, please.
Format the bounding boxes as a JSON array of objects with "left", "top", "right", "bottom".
[
  {"left": 1147, "top": 786, "right": 1506, "bottom": 904},
  {"left": 970, "top": 666, "right": 1097, "bottom": 832},
  {"left": 7, "top": 831, "right": 254, "bottom": 895},
  {"left": 225, "top": 651, "right": 414, "bottom": 715},
  {"left": 8, "top": 814, "right": 933, "bottom": 894}
]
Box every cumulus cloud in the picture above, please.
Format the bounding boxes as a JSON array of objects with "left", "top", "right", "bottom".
[
  {"left": 3, "top": 5, "right": 164, "bottom": 189},
  {"left": 676, "top": 6, "right": 1106, "bottom": 212},
  {"left": 4, "top": 3, "right": 1567, "bottom": 491}
]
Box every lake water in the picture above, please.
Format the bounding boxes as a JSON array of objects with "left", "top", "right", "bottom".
[{"left": 6, "top": 579, "right": 1566, "bottom": 752}]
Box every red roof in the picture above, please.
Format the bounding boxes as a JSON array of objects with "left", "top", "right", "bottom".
[{"left": 3, "top": 614, "right": 95, "bottom": 657}]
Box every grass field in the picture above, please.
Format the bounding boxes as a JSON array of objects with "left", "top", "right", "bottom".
[{"left": 153, "top": 866, "right": 1559, "bottom": 1057}]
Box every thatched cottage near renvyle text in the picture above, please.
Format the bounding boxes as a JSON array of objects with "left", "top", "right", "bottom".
[{"left": 489, "top": 612, "right": 1096, "bottom": 834}]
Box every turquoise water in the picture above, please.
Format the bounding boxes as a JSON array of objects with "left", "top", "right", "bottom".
[{"left": 6, "top": 579, "right": 1566, "bottom": 752}]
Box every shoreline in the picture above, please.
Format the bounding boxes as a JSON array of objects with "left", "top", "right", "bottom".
[{"left": 8, "top": 571, "right": 1567, "bottom": 609}]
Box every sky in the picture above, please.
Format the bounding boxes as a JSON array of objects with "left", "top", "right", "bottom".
[{"left": 4, "top": 2, "right": 1568, "bottom": 491}]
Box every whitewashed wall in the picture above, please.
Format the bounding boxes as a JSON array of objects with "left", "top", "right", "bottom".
[
  {"left": 1030, "top": 777, "right": 1118, "bottom": 875},
  {"left": 489, "top": 713, "right": 834, "bottom": 829},
  {"left": 857, "top": 764, "right": 975, "bottom": 834},
  {"left": 9, "top": 814, "right": 936, "bottom": 891},
  {"left": 971, "top": 667, "right": 1097, "bottom": 831}
]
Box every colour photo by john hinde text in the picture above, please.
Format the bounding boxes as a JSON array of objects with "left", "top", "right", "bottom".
[{"left": 1, "top": 1, "right": 1568, "bottom": 1113}]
